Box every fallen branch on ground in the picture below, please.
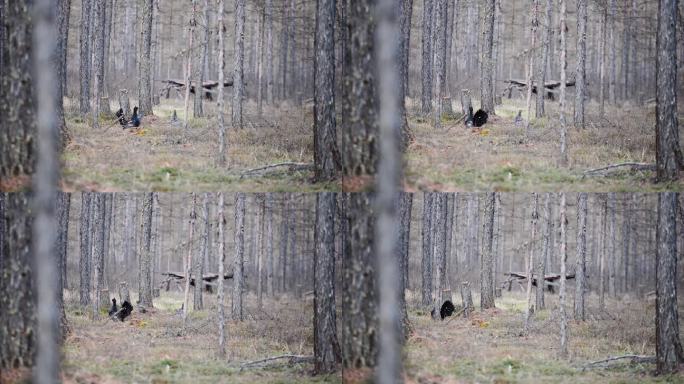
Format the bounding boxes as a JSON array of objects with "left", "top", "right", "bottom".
[
  {"left": 583, "top": 162, "right": 656, "bottom": 177},
  {"left": 582, "top": 355, "right": 655, "bottom": 370},
  {"left": 239, "top": 354, "right": 314, "bottom": 371},
  {"left": 240, "top": 162, "right": 312, "bottom": 178}
]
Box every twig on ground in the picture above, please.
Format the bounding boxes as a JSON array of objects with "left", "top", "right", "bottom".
[
  {"left": 445, "top": 307, "right": 466, "bottom": 324},
  {"left": 583, "top": 162, "right": 656, "bottom": 177},
  {"left": 581, "top": 355, "right": 655, "bottom": 370},
  {"left": 239, "top": 354, "right": 314, "bottom": 371},
  {"left": 240, "top": 162, "right": 312, "bottom": 178}
]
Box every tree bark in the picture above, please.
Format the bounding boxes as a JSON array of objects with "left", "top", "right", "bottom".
[
  {"left": 574, "top": 192, "right": 587, "bottom": 320},
  {"left": 91, "top": 194, "right": 106, "bottom": 319},
  {"left": 216, "top": 192, "right": 227, "bottom": 358},
  {"left": 139, "top": 193, "right": 154, "bottom": 307},
  {"left": 536, "top": 193, "right": 551, "bottom": 310},
  {"left": 558, "top": 193, "right": 568, "bottom": 357},
  {"left": 79, "top": 0, "right": 92, "bottom": 115},
  {"left": 183, "top": 1, "right": 196, "bottom": 130},
  {"left": 341, "top": 193, "right": 377, "bottom": 369},
  {"left": 433, "top": 194, "right": 448, "bottom": 315},
  {"left": 524, "top": 0, "right": 538, "bottom": 134},
  {"left": 421, "top": 0, "right": 434, "bottom": 115},
  {"left": 139, "top": 0, "right": 154, "bottom": 116},
  {"left": 182, "top": 193, "right": 197, "bottom": 326},
  {"left": 216, "top": 0, "right": 226, "bottom": 165},
  {"left": 266, "top": 193, "right": 274, "bottom": 296},
  {"left": 314, "top": 0, "right": 339, "bottom": 181},
  {"left": 233, "top": 193, "right": 246, "bottom": 321},
  {"left": 574, "top": 0, "right": 587, "bottom": 129},
  {"left": 421, "top": 193, "right": 434, "bottom": 308},
  {"left": 232, "top": 0, "right": 246, "bottom": 129},
  {"left": 480, "top": 0, "right": 495, "bottom": 114},
  {"left": 655, "top": 0, "right": 682, "bottom": 181},
  {"left": 79, "top": 193, "right": 93, "bottom": 307},
  {"left": 480, "top": 192, "right": 496, "bottom": 310},
  {"left": 558, "top": 0, "right": 568, "bottom": 166},
  {"left": 535, "top": 0, "right": 551, "bottom": 117},
  {"left": 523, "top": 193, "right": 538, "bottom": 333},
  {"left": 313, "top": 193, "right": 341, "bottom": 373},
  {"left": 92, "top": 0, "right": 105, "bottom": 128},
  {"left": 656, "top": 192, "right": 684, "bottom": 373}
]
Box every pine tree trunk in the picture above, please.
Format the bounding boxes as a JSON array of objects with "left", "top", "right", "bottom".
[
  {"left": 421, "top": 194, "right": 434, "bottom": 308},
  {"left": 558, "top": 193, "right": 568, "bottom": 357},
  {"left": 139, "top": 0, "right": 153, "bottom": 115},
  {"left": 216, "top": 0, "right": 226, "bottom": 165},
  {"left": 79, "top": 0, "right": 92, "bottom": 115},
  {"left": 217, "top": 192, "right": 227, "bottom": 358},
  {"left": 534, "top": 0, "right": 551, "bottom": 117},
  {"left": 91, "top": 194, "right": 106, "bottom": 319},
  {"left": 655, "top": 0, "right": 682, "bottom": 181},
  {"left": 56, "top": 0, "right": 72, "bottom": 146},
  {"left": 183, "top": 1, "right": 196, "bottom": 130},
  {"left": 433, "top": 193, "right": 448, "bottom": 315},
  {"left": 56, "top": 193, "right": 71, "bottom": 330},
  {"left": 80, "top": 193, "right": 93, "bottom": 307},
  {"left": 575, "top": 192, "right": 588, "bottom": 321},
  {"left": 193, "top": 0, "right": 209, "bottom": 118},
  {"left": 480, "top": 192, "right": 496, "bottom": 310},
  {"left": 313, "top": 0, "right": 339, "bottom": 181},
  {"left": 313, "top": 193, "right": 341, "bottom": 373},
  {"left": 656, "top": 192, "right": 684, "bottom": 373},
  {"left": 433, "top": 0, "right": 447, "bottom": 128},
  {"left": 421, "top": 0, "right": 434, "bottom": 115},
  {"left": 524, "top": 0, "right": 538, "bottom": 134},
  {"left": 182, "top": 193, "right": 197, "bottom": 326},
  {"left": 523, "top": 193, "right": 538, "bottom": 333},
  {"left": 232, "top": 0, "right": 246, "bottom": 129},
  {"left": 0, "top": 194, "right": 35, "bottom": 369},
  {"left": 574, "top": 0, "right": 587, "bottom": 129},
  {"left": 536, "top": 193, "right": 551, "bottom": 310},
  {"left": 480, "top": 0, "right": 495, "bottom": 114},
  {"left": 139, "top": 193, "right": 154, "bottom": 307},
  {"left": 194, "top": 194, "right": 209, "bottom": 310},
  {"left": 341, "top": 193, "right": 377, "bottom": 369},
  {"left": 233, "top": 193, "right": 246, "bottom": 321},
  {"left": 398, "top": 0, "right": 414, "bottom": 148},
  {"left": 265, "top": 0, "right": 274, "bottom": 104},
  {"left": 397, "top": 193, "right": 413, "bottom": 338},
  {"left": 558, "top": 0, "right": 568, "bottom": 166},
  {"left": 266, "top": 193, "right": 274, "bottom": 296}
]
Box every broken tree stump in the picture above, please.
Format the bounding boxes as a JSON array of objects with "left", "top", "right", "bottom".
[
  {"left": 460, "top": 89, "right": 472, "bottom": 116},
  {"left": 118, "top": 281, "right": 130, "bottom": 303},
  {"left": 118, "top": 89, "right": 130, "bottom": 116},
  {"left": 461, "top": 281, "right": 474, "bottom": 318}
]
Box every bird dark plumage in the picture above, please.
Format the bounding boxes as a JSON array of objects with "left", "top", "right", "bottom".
[
  {"left": 126, "top": 106, "right": 141, "bottom": 128},
  {"left": 465, "top": 106, "right": 474, "bottom": 128},
  {"left": 116, "top": 300, "right": 133, "bottom": 322},
  {"left": 473, "top": 109, "right": 488, "bottom": 127},
  {"left": 108, "top": 298, "right": 118, "bottom": 317},
  {"left": 440, "top": 300, "right": 456, "bottom": 320},
  {"left": 115, "top": 108, "right": 128, "bottom": 127}
]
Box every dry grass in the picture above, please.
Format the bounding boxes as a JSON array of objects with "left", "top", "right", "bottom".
[
  {"left": 62, "top": 291, "right": 338, "bottom": 384},
  {"left": 61, "top": 98, "right": 339, "bottom": 192},
  {"left": 58, "top": 288, "right": 684, "bottom": 384},
  {"left": 405, "top": 97, "right": 684, "bottom": 192}
]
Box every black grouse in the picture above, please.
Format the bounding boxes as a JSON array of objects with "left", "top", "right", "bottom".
[
  {"left": 126, "top": 106, "right": 141, "bottom": 128},
  {"left": 472, "top": 109, "right": 488, "bottom": 127},
  {"left": 108, "top": 298, "right": 118, "bottom": 317},
  {"left": 440, "top": 300, "right": 456, "bottom": 320},
  {"left": 116, "top": 300, "right": 133, "bottom": 322},
  {"left": 115, "top": 108, "right": 128, "bottom": 127}
]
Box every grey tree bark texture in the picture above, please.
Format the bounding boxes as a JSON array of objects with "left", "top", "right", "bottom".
[
  {"left": 536, "top": 193, "right": 551, "bottom": 310},
  {"left": 55, "top": 0, "right": 72, "bottom": 147},
  {"left": 558, "top": 193, "right": 568, "bottom": 357},
  {"left": 232, "top": 0, "right": 246, "bottom": 129},
  {"left": 79, "top": 0, "right": 92, "bottom": 115},
  {"left": 182, "top": 1, "right": 196, "bottom": 131},
  {"left": 421, "top": 0, "right": 434, "bottom": 115},
  {"left": 182, "top": 193, "right": 197, "bottom": 326},
  {"left": 0, "top": 0, "right": 35, "bottom": 180},
  {"left": 558, "top": 0, "right": 568, "bottom": 166},
  {"left": 656, "top": 192, "right": 684, "bottom": 373},
  {"left": 139, "top": 0, "right": 154, "bottom": 116},
  {"left": 432, "top": 194, "right": 448, "bottom": 316},
  {"left": 313, "top": 0, "right": 339, "bottom": 181},
  {"left": 233, "top": 192, "right": 246, "bottom": 321},
  {"left": 574, "top": 0, "right": 587, "bottom": 129},
  {"left": 480, "top": 0, "right": 495, "bottom": 114},
  {"left": 79, "top": 192, "right": 92, "bottom": 307},
  {"left": 534, "top": 0, "right": 551, "bottom": 117},
  {"left": 433, "top": 0, "right": 447, "bottom": 129},
  {"left": 480, "top": 192, "right": 496, "bottom": 310},
  {"left": 313, "top": 193, "right": 341, "bottom": 374},
  {"left": 33, "top": 0, "right": 62, "bottom": 376},
  {"left": 91, "top": 193, "right": 106, "bottom": 319},
  {"left": 341, "top": 193, "right": 377, "bottom": 369},
  {"left": 194, "top": 193, "right": 210, "bottom": 310},
  {"left": 216, "top": 0, "right": 227, "bottom": 165},
  {"left": 341, "top": 0, "right": 377, "bottom": 176},
  {"left": 421, "top": 193, "right": 434, "bottom": 308},
  {"left": 216, "top": 192, "right": 227, "bottom": 358},
  {"left": 397, "top": 193, "right": 413, "bottom": 339},
  {"left": 139, "top": 193, "right": 154, "bottom": 308},
  {"left": 655, "top": 0, "right": 682, "bottom": 181},
  {"left": 92, "top": 0, "right": 105, "bottom": 127},
  {"left": 523, "top": 193, "right": 538, "bottom": 333},
  {"left": 376, "top": 0, "right": 403, "bottom": 378},
  {"left": 574, "top": 192, "right": 588, "bottom": 321}
]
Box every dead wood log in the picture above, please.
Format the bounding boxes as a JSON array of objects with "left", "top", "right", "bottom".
[
  {"left": 239, "top": 355, "right": 314, "bottom": 371},
  {"left": 581, "top": 355, "right": 655, "bottom": 370},
  {"left": 583, "top": 162, "right": 656, "bottom": 177}
]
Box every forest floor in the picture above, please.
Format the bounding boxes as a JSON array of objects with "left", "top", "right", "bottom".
[
  {"left": 60, "top": 96, "right": 684, "bottom": 192},
  {"left": 54, "top": 290, "right": 683, "bottom": 384},
  {"left": 404, "top": 97, "right": 684, "bottom": 192},
  {"left": 61, "top": 97, "right": 337, "bottom": 192}
]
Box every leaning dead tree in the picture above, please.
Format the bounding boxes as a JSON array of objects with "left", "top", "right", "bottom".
[
  {"left": 161, "top": 271, "right": 234, "bottom": 292},
  {"left": 504, "top": 271, "right": 576, "bottom": 293},
  {"left": 504, "top": 79, "right": 576, "bottom": 100},
  {"left": 161, "top": 78, "right": 234, "bottom": 100}
]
